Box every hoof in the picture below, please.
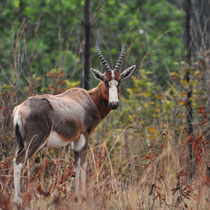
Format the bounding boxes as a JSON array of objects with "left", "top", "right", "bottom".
[
  {"left": 74, "top": 196, "right": 79, "bottom": 202},
  {"left": 81, "top": 196, "right": 86, "bottom": 202},
  {"left": 13, "top": 199, "right": 22, "bottom": 208}
]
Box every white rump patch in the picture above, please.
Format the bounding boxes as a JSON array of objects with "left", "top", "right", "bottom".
[
  {"left": 109, "top": 79, "right": 119, "bottom": 103},
  {"left": 13, "top": 104, "right": 31, "bottom": 137},
  {"left": 72, "top": 134, "right": 86, "bottom": 152},
  {"left": 47, "top": 131, "right": 70, "bottom": 148},
  {"left": 13, "top": 110, "right": 22, "bottom": 131}
]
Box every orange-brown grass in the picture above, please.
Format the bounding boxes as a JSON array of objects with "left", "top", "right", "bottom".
[{"left": 0, "top": 119, "right": 209, "bottom": 209}]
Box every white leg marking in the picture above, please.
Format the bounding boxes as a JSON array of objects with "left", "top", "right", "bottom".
[
  {"left": 75, "top": 158, "right": 81, "bottom": 196},
  {"left": 109, "top": 80, "right": 119, "bottom": 103},
  {"left": 81, "top": 161, "right": 87, "bottom": 197},
  {"left": 13, "top": 159, "right": 23, "bottom": 204},
  {"left": 72, "top": 134, "right": 86, "bottom": 152},
  {"left": 72, "top": 134, "right": 86, "bottom": 197}
]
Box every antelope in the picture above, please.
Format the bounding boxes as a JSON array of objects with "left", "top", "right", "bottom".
[{"left": 12, "top": 38, "right": 136, "bottom": 204}]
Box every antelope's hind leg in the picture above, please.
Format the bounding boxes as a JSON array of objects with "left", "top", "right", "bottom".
[
  {"left": 13, "top": 133, "right": 49, "bottom": 204},
  {"left": 13, "top": 103, "right": 52, "bottom": 204},
  {"left": 72, "top": 133, "right": 89, "bottom": 199}
]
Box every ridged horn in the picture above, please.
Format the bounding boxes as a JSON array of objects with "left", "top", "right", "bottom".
[
  {"left": 114, "top": 40, "right": 125, "bottom": 72},
  {"left": 95, "top": 38, "right": 111, "bottom": 72}
]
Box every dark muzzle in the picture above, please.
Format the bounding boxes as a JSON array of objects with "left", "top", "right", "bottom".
[{"left": 109, "top": 102, "right": 119, "bottom": 110}]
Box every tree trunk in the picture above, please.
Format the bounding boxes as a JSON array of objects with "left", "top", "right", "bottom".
[
  {"left": 83, "top": 0, "right": 91, "bottom": 90},
  {"left": 185, "top": 0, "right": 194, "bottom": 179}
]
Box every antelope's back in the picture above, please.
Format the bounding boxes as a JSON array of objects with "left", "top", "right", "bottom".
[{"left": 50, "top": 88, "right": 101, "bottom": 135}]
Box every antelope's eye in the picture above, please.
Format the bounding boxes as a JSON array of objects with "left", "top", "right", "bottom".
[{"left": 104, "top": 79, "right": 109, "bottom": 87}]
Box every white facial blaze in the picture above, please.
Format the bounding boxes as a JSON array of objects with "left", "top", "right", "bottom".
[
  {"left": 109, "top": 72, "right": 119, "bottom": 103},
  {"left": 111, "top": 70, "right": 115, "bottom": 79}
]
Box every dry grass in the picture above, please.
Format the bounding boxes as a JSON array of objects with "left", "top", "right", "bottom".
[{"left": 0, "top": 125, "right": 209, "bottom": 210}]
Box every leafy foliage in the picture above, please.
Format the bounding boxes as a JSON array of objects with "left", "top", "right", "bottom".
[{"left": 0, "top": 0, "right": 184, "bottom": 92}]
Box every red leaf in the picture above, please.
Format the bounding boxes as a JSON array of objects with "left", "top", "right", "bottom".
[
  {"left": 144, "top": 161, "right": 151, "bottom": 169},
  {"left": 183, "top": 136, "right": 192, "bottom": 146},
  {"left": 197, "top": 135, "right": 202, "bottom": 140}
]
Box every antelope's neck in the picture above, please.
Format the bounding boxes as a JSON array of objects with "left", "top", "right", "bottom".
[{"left": 88, "top": 82, "right": 111, "bottom": 120}]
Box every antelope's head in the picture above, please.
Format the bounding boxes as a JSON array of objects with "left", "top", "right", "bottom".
[{"left": 91, "top": 39, "right": 136, "bottom": 110}]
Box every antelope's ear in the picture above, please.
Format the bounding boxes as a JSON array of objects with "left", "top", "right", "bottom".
[
  {"left": 90, "top": 68, "right": 104, "bottom": 81},
  {"left": 120, "top": 65, "right": 136, "bottom": 80}
]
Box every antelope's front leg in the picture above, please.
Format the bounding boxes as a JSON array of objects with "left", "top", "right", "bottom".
[{"left": 72, "top": 134, "right": 88, "bottom": 199}]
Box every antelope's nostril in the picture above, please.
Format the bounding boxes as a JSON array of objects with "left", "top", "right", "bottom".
[{"left": 109, "top": 102, "right": 119, "bottom": 109}]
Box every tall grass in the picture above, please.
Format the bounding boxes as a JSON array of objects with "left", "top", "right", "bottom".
[{"left": 0, "top": 106, "right": 209, "bottom": 209}]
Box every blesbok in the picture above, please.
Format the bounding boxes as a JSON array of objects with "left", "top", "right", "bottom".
[{"left": 13, "top": 39, "right": 136, "bottom": 203}]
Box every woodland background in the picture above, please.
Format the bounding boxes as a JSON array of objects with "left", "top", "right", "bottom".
[{"left": 0, "top": 0, "right": 209, "bottom": 209}]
